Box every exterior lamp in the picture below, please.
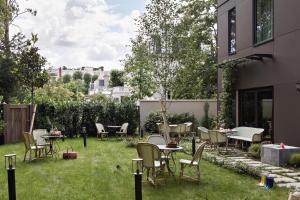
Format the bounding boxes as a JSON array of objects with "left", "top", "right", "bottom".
[
  {"left": 82, "top": 127, "right": 87, "bottom": 148},
  {"left": 4, "top": 154, "right": 16, "bottom": 200},
  {"left": 132, "top": 158, "right": 143, "bottom": 200},
  {"left": 296, "top": 82, "right": 300, "bottom": 92}
]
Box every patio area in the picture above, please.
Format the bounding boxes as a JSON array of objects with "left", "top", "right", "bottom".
[{"left": 0, "top": 138, "right": 289, "bottom": 200}]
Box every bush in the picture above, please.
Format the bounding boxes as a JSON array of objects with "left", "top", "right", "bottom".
[
  {"left": 144, "top": 112, "right": 198, "bottom": 133},
  {"left": 0, "top": 120, "right": 5, "bottom": 135},
  {"left": 248, "top": 144, "right": 261, "bottom": 159},
  {"left": 201, "top": 102, "right": 214, "bottom": 129},
  {"left": 288, "top": 153, "right": 300, "bottom": 167},
  {"left": 35, "top": 100, "right": 138, "bottom": 137}
]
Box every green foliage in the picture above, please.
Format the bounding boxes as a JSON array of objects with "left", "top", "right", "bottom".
[
  {"left": 220, "top": 62, "right": 236, "bottom": 128},
  {"left": 88, "top": 93, "right": 108, "bottom": 104},
  {"left": 0, "top": 119, "right": 5, "bottom": 135},
  {"left": 201, "top": 102, "right": 214, "bottom": 129},
  {"left": 0, "top": 56, "right": 17, "bottom": 102},
  {"left": 62, "top": 74, "right": 71, "bottom": 83},
  {"left": 92, "top": 74, "right": 98, "bottom": 82},
  {"left": 144, "top": 112, "right": 198, "bottom": 133},
  {"left": 248, "top": 144, "right": 261, "bottom": 159},
  {"left": 15, "top": 34, "right": 49, "bottom": 103},
  {"left": 288, "top": 153, "right": 300, "bottom": 167},
  {"left": 64, "top": 80, "right": 86, "bottom": 95},
  {"left": 109, "top": 70, "right": 124, "bottom": 87},
  {"left": 83, "top": 73, "right": 92, "bottom": 85},
  {"left": 73, "top": 71, "right": 83, "bottom": 80},
  {"left": 124, "top": 35, "right": 156, "bottom": 100},
  {"left": 35, "top": 100, "right": 138, "bottom": 137}
]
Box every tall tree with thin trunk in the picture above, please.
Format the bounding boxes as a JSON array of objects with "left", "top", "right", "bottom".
[{"left": 137, "top": 0, "right": 180, "bottom": 143}]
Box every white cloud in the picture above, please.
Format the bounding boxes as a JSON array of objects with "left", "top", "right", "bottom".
[{"left": 12, "top": 0, "right": 144, "bottom": 70}]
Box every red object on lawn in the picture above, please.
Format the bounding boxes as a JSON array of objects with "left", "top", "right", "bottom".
[{"left": 63, "top": 148, "right": 78, "bottom": 159}]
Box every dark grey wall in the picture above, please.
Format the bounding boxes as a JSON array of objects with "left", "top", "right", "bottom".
[{"left": 218, "top": 0, "right": 300, "bottom": 146}]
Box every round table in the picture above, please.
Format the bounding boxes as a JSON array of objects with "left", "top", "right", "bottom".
[
  {"left": 157, "top": 144, "right": 183, "bottom": 176},
  {"left": 42, "top": 135, "right": 64, "bottom": 156},
  {"left": 106, "top": 125, "right": 121, "bottom": 136}
]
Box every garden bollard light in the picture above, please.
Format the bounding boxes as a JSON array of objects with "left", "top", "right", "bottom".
[
  {"left": 140, "top": 129, "right": 144, "bottom": 138},
  {"left": 82, "top": 127, "right": 87, "bottom": 148},
  {"left": 5, "top": 154, "right": 16, "bottom": 200},
  {"left": 192, "top": 136, "right": 196, "bottom": 156},
  {"left": 132, "top": 158, "right": 143, "bottom": 200}
]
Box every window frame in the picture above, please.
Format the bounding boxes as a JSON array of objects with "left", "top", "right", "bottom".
[
  {"left": 253, "top": 0, "right": 274, "bottom": 46},
  {"left": 228, "top": 7, "right": 237, "bottom": 55}
]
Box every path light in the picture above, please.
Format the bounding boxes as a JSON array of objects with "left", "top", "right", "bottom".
[
  {"left": 132, "top": 158, "right": 143, "bottom": 200},
  {"left": 82, "top": 127, "right": 87, "bottom": 148},
  {"left": 4, "top": 154, "right": 16, "bottom": 200},
  {"left": 192, "top": 133, "right": 196, "bottom": 156}
]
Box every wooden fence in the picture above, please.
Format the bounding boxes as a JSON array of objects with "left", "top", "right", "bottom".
[{"left": 4, "top": 104, "right": 33, "bottom": 144}]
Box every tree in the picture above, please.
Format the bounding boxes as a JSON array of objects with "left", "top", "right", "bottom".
[
  {"left": 92, "top": 74, "right": 98, "bottom": 82},
  {"left": 136, "top": 0, "right": 180, "bottom": 143},
  {"left": 73, "top": 71, "right": 82, "bottom": 80},
  {"left": 83, "top": 73, "right": 92, "bottom": 85},
  {"left": 62, "top": 74, "right": 71, "bottom": 83},
  {"left": 16, "top": 34, "right": 49, "bottom": 104},
  {"left": 109, "top": 70, "right": 124, "bottom": 87},
  {"left": 172, "top": 0, "right": 217, "bottom": 99},
  {"left": 124, "top": 35, "right": 156, "bottom": 100}
]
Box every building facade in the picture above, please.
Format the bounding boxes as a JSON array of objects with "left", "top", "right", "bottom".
[{"left": 218, "top": 0, "right": 300, "bottom": 145}]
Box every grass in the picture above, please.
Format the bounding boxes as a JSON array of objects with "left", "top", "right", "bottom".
[{"left": 0, "top": 138, "right": 289, "bottom": 200}]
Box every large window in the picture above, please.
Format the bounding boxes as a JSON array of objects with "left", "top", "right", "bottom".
[
  {"left": 228, "top": 8, "right": 236, "bottom": 54},
  {"left": 254, "top": 0, "right": 273, "bottom": 44}
]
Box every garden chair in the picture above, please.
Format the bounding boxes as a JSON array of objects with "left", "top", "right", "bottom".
[
  {"left": 147, "top": 135, "right": 170, "bottom": 160},
  {"left": 137, "top": 142, "right": 165, "bottom": 185},
  {"left": 170, "top": 124, "right": 186, "bottom": 143},
  {"left": 95, "top": 123, "right": 109, "bottom": 139},
  {"left": 179, "top": 142, "right": 206, "bottom": 182},
  {"left": 209, "top": 130, "right": 227, "bottom": 150},
  {"left": 116, "top": 123, "right": 129, "bottom": 138},
  {"left": 23, "top": 132, "right": 46, "bottom": 162},
  {"left": 184, "top": 122, "right": 193, "bottom": 136},
  {"left": 33, "top": 129, "right": 50, "bottom": 147},
  {"left": 198, "top": 126, "right": 210, "bottom": 142}
]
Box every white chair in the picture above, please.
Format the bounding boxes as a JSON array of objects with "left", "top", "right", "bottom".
[
  {"left": 116, "top": 123, "right": 129, "bottom": 138},
  {"left": 32, "top": 129, "right": 50, "bottom": 147},
  {"left": 198, "top": 126, "right": 210, "bottom": 142},
  {"left": 147, "top": 135, "right": 170, "bottom": 160},
  {"left": 179, "top": 142, "right": 206, "bottom": 182},
  {"left": 95, "top": 123, "right": 109, "bottom": 139}
]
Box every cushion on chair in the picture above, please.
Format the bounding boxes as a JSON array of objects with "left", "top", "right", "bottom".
[
  {"left": 179, "top": 159, "right": 198, "bottom": 166},
  {"left": 154, "top": 160, "right": 165, "bottom": 167}
]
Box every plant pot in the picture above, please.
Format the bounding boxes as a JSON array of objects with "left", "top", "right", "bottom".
[{"left": 0, "top": 135, "right": 4, "bottom": 145}]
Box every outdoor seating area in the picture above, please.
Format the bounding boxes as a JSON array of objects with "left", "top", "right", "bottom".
[
  {"left": 0, "top": 138, "right": 289, "bottom": 199},
  {"left": 96, "top": 123, "right": 129, "bottom": 139}
]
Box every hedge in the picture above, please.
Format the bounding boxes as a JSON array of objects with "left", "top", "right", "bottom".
[{"left": 35, "top": 100, "right": 138, "bottom": 137}]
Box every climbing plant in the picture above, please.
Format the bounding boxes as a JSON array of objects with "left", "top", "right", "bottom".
[{"left": 220, "top": 62, "right": 237, "bottom": 128}]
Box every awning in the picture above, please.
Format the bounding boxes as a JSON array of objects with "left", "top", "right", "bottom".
[{"left": 217, "top": 53, "right": 273, "bottom": 68}]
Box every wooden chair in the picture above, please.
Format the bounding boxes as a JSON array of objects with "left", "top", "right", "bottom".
[
  {"left": 23, "top": 132, "right": 46, "bottom": 162},
  {"left": 179, "top": 142, "right": 206, "bottom": 182},
  {"left": 137, "top": 142, "right": 165, "bottom": 185},
  {"left": 95, "top": 123, "right": 109, "bottom": 139},
  {"left": 116, "top": 123, "right": 128, "bottom": 138}
]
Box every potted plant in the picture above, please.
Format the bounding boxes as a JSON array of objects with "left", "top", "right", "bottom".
[{"left": 0, "top": 120, "right": 5, "bottom": 145}]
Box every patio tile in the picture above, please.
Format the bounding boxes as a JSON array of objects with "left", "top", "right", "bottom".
[
  {"left": 267, "top": 174, "right": 283, "bottom": 178},
  {"left": 263, "top": 166, "right": 282, "bottom": 170},
  {"left": 284, "top": 173, "right": 300, "bottom": 177},
  {"left": 271, "top": 169, "right": 294, "bottom": 173},
  {"left": 277, "top": 182, "right": 300, "bottom": 188},
  {"left": 274, "top": 177, "right": 297, "bottom": 183}
]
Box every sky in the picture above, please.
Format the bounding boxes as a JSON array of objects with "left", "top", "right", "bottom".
[{"left": 13, "top": 0, "right": 149, "bottom": 70}]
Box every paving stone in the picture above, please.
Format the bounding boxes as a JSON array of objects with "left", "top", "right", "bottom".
[
  {"left": 277, "top": 182, "right": 300, "bottom": 188},
  {"left": 226, "top": 156, "right": 247, "bottom": 159},
  {"left": 294, "top": 177, "right": 300, "bottom": 181},
  {"left": 285, "top": 173, "right": 300, "bottom": 177},
  {"left": 267, "top": 174, "right": 283, "bottom": 178},
  {"left": 274, "top": 177, "right": 297, "bottom": 183},
  {"left": 247, "top": 163, "right": 263, "bottom": 167},
  {"left": 271, "top": 169, "right": 294, "bottom": 173},
  {"left": 264, "top": 166, "right": 281, "bottom": 170}
]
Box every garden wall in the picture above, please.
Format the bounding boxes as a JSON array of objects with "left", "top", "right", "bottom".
[{"left": 139, "top": 99, "right": 217, "bottom": 127}]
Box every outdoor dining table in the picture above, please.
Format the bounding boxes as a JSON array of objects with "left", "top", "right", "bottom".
[
  {"left": 106, "top": 125, "right": 121, "bottom": 136},
  {"left": 42, "top": 135, "right": 64, "bottom": 156},
  {"left": 157, "top": 144, "right": 183, "bottom": 176},
  {"left": 217, "top": 129, "right": 237, "bottom": 147}
]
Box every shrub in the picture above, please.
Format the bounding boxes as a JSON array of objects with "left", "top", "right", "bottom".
[
  {"left": 288, "top": 153, "right": 300, "bottom": 167},
  {"left": 35, "top": 100, "right": 138, "bottom": 137},
  {"left": 143, "top": 112, "right": 198, "bottom": 133},
  {"left": 248, "top": 144, "right": 261, "bottom": 159},
  {"left": 0, "top": 120, "right": 5, "bottom": 135},
  {"left": 201, "top": 102, "right": 214, "bottom": 129}
]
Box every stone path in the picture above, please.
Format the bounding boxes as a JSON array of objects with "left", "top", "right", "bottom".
[{"left": 203, "top": 150, "right": 300, "bottom": 189}]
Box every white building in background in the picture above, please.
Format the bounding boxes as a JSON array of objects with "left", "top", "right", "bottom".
[
  {"left": 48, "top": 66, "right": 107, "bottom": 80},
  {"left": 89, "top": 71, "right": 110, "bottom": 95}
]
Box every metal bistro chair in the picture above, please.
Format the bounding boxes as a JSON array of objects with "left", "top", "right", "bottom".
[
  {"left": 209, "top": 130, "right": 227, "bottom": 150},
  {"left": 95, "top": 123, "right": 109, "bottom": 139},
  {"left": 179, "top": 142, "right": 206, "bottom": 182},
  {"left": 137, "top": 143, "right": 165, "bottom": 185},
  {"left": 116, "top": 123, "right": 129, "bottom": 138},
  {"left": 198, "top": 126, "right": 210, "bottom": 142},
  {"left": 147, "top": 135, "right": 170, "bottom": 160}
]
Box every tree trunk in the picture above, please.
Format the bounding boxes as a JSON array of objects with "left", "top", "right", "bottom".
[
  {"left": 4, "top": 0, "right": 11, "bottom": 58},
  {"left": 160, "top": 97, "right": 170, "bottom": 144},
  {"left": 31, "top": 85, "right": 34, "bottom": 105}
]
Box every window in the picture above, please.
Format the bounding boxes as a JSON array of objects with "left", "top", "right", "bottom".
[
  {"left": 228, "top": 8, "right": 236, "bottom": 55},
  {"left": 99, "top": 79, "right": 105, "bottom": 87},
  {"left": 254, "top": 0, "right": 273, "bottom": 44}
]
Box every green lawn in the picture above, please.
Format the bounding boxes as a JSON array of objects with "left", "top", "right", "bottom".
[{"left": 0, "top": 138, "right": 289, "bottom": 200}]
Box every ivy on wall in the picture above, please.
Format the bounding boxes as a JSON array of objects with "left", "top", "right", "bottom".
[{"left": 220, "top": 62, "right": 237, "bottom": 128}]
